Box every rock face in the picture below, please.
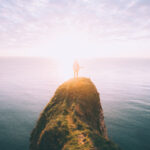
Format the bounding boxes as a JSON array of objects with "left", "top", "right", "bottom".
[{"left": 30, "top": 78, "right": 121, "bottom": 150}]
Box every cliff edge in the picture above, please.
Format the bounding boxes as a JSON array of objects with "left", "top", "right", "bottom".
[{"left": 30, "top": 77, "right": 121, "bottom": 150}]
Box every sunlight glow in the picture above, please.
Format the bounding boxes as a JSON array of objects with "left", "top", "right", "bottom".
[
  {"left": 35, "top": 28, "right": 96, "bottom": 59},
  {"left": 58, "top": 57, "right": 75, "bottom": 80},
  {"left": 43, "top": 29, "right": 91, "bottom": 80}
]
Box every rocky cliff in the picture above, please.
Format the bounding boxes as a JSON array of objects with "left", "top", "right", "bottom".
[{"left": 30, "top": 77, "right": 121, "bottom": 150}]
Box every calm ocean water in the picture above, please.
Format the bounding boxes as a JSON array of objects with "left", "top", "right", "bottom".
[{"left": 0, "top": 57, "right": 150, "bottom": 150}]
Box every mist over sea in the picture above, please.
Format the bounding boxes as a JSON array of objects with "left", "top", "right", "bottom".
[{"left": 0, "top": 57, "right": 150, "bottom": 150}]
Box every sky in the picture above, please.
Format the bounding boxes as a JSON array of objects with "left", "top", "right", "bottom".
[{"left": 0, "top": 0, "right": 150, "bottom": 58}]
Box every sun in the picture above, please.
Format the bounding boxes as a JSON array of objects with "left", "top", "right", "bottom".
[
  {"left": 44, "top": 29, "right": 89, "bottom": 80},
  {"left": 57, "top": 56, "right": 76, "bottom": 80},
  {"left": 40, "top": 28, "right": 95, "bottom": 79}
]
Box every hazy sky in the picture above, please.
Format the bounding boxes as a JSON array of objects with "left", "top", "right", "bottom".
[{"left": 0, "top": 0, "right": 150, "bottom": 58}]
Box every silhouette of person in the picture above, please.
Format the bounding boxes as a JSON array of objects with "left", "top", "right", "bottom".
[{"left": 73, "top": 61, "right": 80, "bottom": 78}]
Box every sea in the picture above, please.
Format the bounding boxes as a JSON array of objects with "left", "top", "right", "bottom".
[{"left": 0, "top": 57, "right": 150, "bottom": 150}]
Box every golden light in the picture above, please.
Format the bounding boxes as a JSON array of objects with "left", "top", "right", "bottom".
[{"left": 47, "top": 29, "right": 90, "bottom": 80}]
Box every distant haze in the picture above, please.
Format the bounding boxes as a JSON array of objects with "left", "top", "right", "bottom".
[{"left": 0, "top": 0, "right": 150, "bottom": 58}]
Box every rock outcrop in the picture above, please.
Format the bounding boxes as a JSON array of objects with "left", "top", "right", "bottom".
[{"left": 30, "top": 77, "right": 121, "bottom": 150}]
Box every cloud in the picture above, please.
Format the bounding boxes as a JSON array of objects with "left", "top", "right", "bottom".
[{"left": 0, "top": 0, "right": 150, "bottom": 57}]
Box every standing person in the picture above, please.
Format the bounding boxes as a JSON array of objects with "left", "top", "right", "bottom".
[{"left": 73, "top": 61, "right": 80, "bottom": 78}]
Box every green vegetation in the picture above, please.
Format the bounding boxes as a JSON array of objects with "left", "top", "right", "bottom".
[{"left": 30, "top": 77, "right": 121, "bottom": 150}]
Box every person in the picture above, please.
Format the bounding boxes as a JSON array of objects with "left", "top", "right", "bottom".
[{"left": 73, "top": 61, "right": 80, "bottom": 78}]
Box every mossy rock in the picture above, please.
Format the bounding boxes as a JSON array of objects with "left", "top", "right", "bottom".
[{"left": 30, "top": 78, "right": 121, "bottom": 150}]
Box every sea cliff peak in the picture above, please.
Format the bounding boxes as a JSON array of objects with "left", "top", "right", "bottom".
[{"left": 30, "top": 77, "right": 121, "bottom": 150}]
